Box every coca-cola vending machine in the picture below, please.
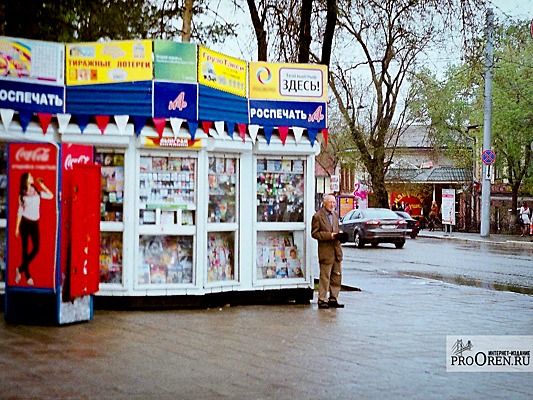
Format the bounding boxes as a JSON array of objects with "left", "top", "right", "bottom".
[{"left": 4, "top": 142, "right": 101, "bottom": 325}]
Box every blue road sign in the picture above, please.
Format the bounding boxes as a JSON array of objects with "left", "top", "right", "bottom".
[{"left": 481, "top": 149, "right": 496, "bottom": 165}]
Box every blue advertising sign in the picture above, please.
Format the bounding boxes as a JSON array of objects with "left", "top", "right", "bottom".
[
  {"left": 0, "top": 80, "right": 65, "bottom": 113},
  {"left": 153, "top": 82, "right": 198, "bottom": 120},
  {"left": 249, "top": 99, "right": 327, "bottom": 129}
]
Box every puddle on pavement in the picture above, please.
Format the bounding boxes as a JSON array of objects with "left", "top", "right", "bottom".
[{"left": 398, "top": 271, "right": 533, "bottom": 296}]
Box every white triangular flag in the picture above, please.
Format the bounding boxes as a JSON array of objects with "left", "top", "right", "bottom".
[
  {"left": 1, "top": 108, "right": 14, "bottom": 133},
  {"left": 57, "top": 113, "right": 72, "bottom": 134},
  {"left": 292, "top": 126, "right": 304, "bottom": 144},
  {"left": 114, "top": 115, "right": 129, "bottom": 135},
  {"left": 170, "top": 118, "right": 184, "bottom": 138},
  {"left": 214, "top": 121, "right": 225, "bottom": 137},
  {"left": 248, "top": 124, "right": 259, "bottom": 144}
]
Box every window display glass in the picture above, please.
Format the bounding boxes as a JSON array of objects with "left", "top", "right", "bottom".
[
  {"left": 256, "top": 231, "right": 304, "bottom": 279},
  {"left": 256, "top": 158, "right": 304, "bottom": 222},
  {"left": 208, "top": 156, "right": 237, "bottom": 223},
  {"left": 100, "top": 232, "right": 123, "bottom": 284},
  {"left": 139, "top": 156, "right": 196, "bottom": 226},
  {"left": 207, "top": 232, "right": 235, "bottom": 282},
  {"left": 138, "top": 235, "right": 193, "bottom": 284},
  {"left": 95, "top": 151, "right": 124, "bottom": 222}
]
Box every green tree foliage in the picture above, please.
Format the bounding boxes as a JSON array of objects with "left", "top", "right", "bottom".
[
  {"left": 0, "top": 0, "right": 237, "bottom": 44},
  {"left": 491, "top": 20, "right": 533, "bottom": 212},
  {"left": 410, "top": 19, "right": 533, "bottom": 216},
  {"left": 328, "top": 0, "right": 484, "bottom": 207}
]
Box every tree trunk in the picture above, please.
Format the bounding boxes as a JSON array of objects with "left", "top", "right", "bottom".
[
  {"left": 368, "top": 163, "right": 390, "bottom": 208},
  {"left": 297, "top": 0, "right": 313, "bottom": 63},
  {"left": 320, "top": 0, "right": 337, "bottom": 66},
  {"left": 246, "top": 0, "right": 268, "bottom": 61},
  {"left": 181, "top": 0, "right": 194, "bottom": 42}
]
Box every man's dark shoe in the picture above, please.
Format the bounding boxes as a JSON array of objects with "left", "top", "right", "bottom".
[
  {"left": 328, "top": 300, "right": 345, "bottom": 308},
  {"left": 318, "top": 301, "right": 329, "bottom": 309}
]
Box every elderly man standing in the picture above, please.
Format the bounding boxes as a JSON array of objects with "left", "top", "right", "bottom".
[{"left": 311, "top": 194, "right": 344, "bottom": 309}]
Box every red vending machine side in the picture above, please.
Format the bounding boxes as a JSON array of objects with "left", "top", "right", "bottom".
[{"left": 68, "top": 163, "right": 101, "bottom": 299}]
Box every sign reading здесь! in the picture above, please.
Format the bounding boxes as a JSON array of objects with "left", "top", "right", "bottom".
[{"left": 249, "top": 62, "right": 327, "bottom": 102}]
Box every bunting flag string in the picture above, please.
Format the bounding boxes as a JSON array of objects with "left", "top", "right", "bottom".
[
  {"left": 307, "top": 128, "right": 318, "bottom": 146},
  {"left": 248, "top": 124, "right": 259, "bottom": 144},
  {"left": 57, "top": 113, "right": 71, "bottom": 134},
  {"left": 75, "top": 114, "right": 90, "bottom": 134},
  {"left": 1, "top": 108, "right": 15, "bottom": 133},
  {"left": 187, "top": 120, "right": 199, "bottom": 140},
  {"left": 214, "top": 121, "right": 225, "bottom": 137},
  {"left": 133, "top": 116, "right": 147, "bottom": 137},
  {"left": 37, "top": 113, "right": 53, "bottom": 135},
  {"left": 201, "top": 120, "right": 213, "bottom": 136},
  {"left": 114, "top": 115, "right": 129, "bottom": 135},
  {"left": 170, "top": 118, "right": 184, "bottom": 138},
  {"left": 278, "top": 126, "right": 289, "bottom": 145},
  {"left": 95, "top": 115, "right": 110, "bottom": 134},
  {"left": 321, "top": 128, "right": 329, "bottom": 147},
  {"left": 226, "top": 121, "right": 236, "bottom": 140},
  {"left": 237, "top": 123, "right": 247, "bottom": 142},
  {"left": 292, "top": 126, "right": 304, "bottom": 143},
  {"left": 263, "top": 125, "right": 274, "bottom": 145},
  {"left": 152, "top": 117, "right": 166, "bottom": 138},
  {"left": 19, "top": 110, "right": 33, "bottom": 133}
]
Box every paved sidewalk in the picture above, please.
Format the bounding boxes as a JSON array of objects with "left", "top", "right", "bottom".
[
  {"left": 1, "top": 267, "right": 531, "bottom": 399},
  {"left": 419, "top": 228, "right": 533, "bottom": 246}
]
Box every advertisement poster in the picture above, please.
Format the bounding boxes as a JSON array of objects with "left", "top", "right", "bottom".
[
  {"left": 153, "top": 82, "right": 198, "bottom": 120},
  {"left": 59, "top": 144, "right": 93, "bottom": 288},
  {"left": 7, "top": 142, "right": 59, "bottom": 290},
  {"left": 249, "top": 99, "right": 327, "bottom": 129},
  {"left": 143, "top": 136, "right": 202, "bottom": 149},
  {"left": 65, "top": 40, "right": 152, "bottom": 85},
  {"left": 153, "top": 41, "right": 197, "bottom": 83},
  {"left": 249, "top": 62, "right": 328, "bottom": 102},
  {"left": 0, "top": 36, "right": 65, "bottom": 84},
  {"left": 390, "top": 192, "right": 426, "bottom": 216},
  {"left": 198, "top": 46, "right": 246, "bottom": 97},
  {"left": 441, "top": 189, "right": 456, "bottom": 225}
]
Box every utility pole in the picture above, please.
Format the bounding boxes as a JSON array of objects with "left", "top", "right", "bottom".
[{"left": 480, "top": 8, "right": 494, "bottom": 237}]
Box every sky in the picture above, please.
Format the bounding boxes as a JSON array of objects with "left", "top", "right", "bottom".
[{"left": 208, "top": 0, "right": 533, "bottom": 64}]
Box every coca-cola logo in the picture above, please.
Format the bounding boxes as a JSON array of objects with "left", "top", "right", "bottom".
[
  {"left": 64, "top": 153, "right": 91, "bottom": 170},
  {"left": 15, "top": 147, "right": 51, "bottom": 163}
]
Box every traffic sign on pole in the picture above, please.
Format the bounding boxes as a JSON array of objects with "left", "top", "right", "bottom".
[{"left": 481, "top": 149, "right": 496, "bottom": 165}]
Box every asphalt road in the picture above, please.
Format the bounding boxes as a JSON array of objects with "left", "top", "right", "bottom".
[{"left": 341, "top": 236, "right": 533, "bottom": 294}]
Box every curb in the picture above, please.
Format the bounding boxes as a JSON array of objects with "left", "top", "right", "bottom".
[{"left": 418, "top": 233, "right": 533, "bottom": 247}]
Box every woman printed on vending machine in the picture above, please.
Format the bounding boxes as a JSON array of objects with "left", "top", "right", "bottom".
[{"left": 14, "top": 172, "right": 54, "bottom": 286}]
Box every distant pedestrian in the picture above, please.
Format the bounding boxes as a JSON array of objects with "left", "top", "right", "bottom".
[
  {"left": 311, "top": 194, "right": 344, "bottom": 309},
  {"left": 428, "top": 201, "right": 439, "bottom": 231},
  {"left": 518, "top": 201, "right": 531, "bottom": 237}
]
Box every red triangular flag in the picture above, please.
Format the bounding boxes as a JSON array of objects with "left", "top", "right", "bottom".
[
  {"left": 202, "top": 121, "right": 213, "bottom": 135},
  {"left": 322, "top": 128, "right": 329, "bottom": 147},
  {"left": 95, "top": 115, "right": 110, "bottom": 134},
  {"left": 37, "top": 113, "right": 53, "bottom": 135},
  {"left": 278, "top": 126, "right": 289, "bottom": 145},
  {"left": 153, "top": 118, "right": 166, "bottom": 138},
  {"left": 237, "top": 123, "right": 247, "bottom": 142}
]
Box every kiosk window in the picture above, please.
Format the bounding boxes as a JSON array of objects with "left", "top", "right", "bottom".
[
  {"left": 95, "top": 151, "right": 124, "bottom": 222},
  {"left": 256, "top": 158, "right": 304, "bottom": 223}
]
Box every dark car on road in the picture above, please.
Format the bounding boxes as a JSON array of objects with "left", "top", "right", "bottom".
[
  {"left": 395, "top": 211, "right": 420, "bottom": 239},
  {"left": 340, "top": 208, "right": 407, "bottom": 248}
]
